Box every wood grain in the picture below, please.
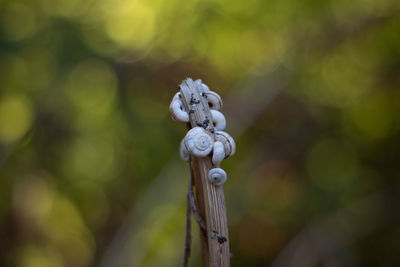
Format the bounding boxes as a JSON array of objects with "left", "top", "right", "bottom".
[{"left": 180, "top": 78, "right": 230, "bottom": 267}]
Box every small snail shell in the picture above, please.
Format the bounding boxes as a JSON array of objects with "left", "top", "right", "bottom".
[
  {"left": 215, "top": 131, "right": 236, "bottom": 158},
  {"left": 169, "top": 98, "right": 189, "bottom": 122},
  {"left": 173, "top": 92, "right": 182, "bottom": 101},
  {"left": 212, "top": 141, "right": 225, "bottom": 166},
  {"left": 184, "top": 127, "right": 213, "bottom": 157},
  {"left": 210, "top": 110, "right": 226, "bottom": 131},
  {"left": 204, "top": 91, "right": 223, "bottom": 110},
  {"left": 208, "top": 168, "right": 227, "bottom": 185},
  {"left": 179, "top": 138, "right": 190, "bottom": 162}
]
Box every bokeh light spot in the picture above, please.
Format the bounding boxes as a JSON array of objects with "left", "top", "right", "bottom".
[
  {"left": 44, "top": 194, "right": 94, "bottom": 267},
  {"left": 350, "top": 94, "right": 395, "bottom": 139},
  {"left": 63, "top": 136, "right": 117, "bottom": 181},
  {"left": 18, "top": 245, "right": 63, "bottom": 267},
  {"left": 65, "top": 59, "right": 117, "bottom": 118},
  {"left": 105, "top": 2, "right": 155, "bottom": 49},
  {"left": 0, "top": 94, "right": 33, "bottom": 143}
]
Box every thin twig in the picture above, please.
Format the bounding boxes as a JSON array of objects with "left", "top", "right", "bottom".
[
  {"left": 189, "top": 165, "right": 207, "bottom": 236},
  {"left": 182, "top": 174, "right": 192, "bottom": 267}
]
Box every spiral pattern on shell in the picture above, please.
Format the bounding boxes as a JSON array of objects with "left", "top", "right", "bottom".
[
  {"left": 204, "top": 91, "right": 223, "bottom": 110},
  {"left": 208, "top": 168, "right": 227, "bottom": 185},
  {"left": 215, "top": 131, "right": 236, "bottom": 159},
  {"left": 184, "top": 127, "right": 213, "bottom": 157}
]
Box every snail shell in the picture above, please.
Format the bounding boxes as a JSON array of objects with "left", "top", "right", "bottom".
[
  {"left": 184, "top": 127, "right": 213, "bottom": 157},
  {"left": 210, "top": 110, "right": 226, "bottom": 131},
  {"left": 204, "top": 91, "right": 223, "bottom": 110},
  {"left": 173, "top": 92, "right": 182, "bottom": 101},
  {"left": 212, "top": 141, "right": 225, "bottom": 166},
  {"left": 215, "top": 131, "right": 235, "bottom": 159},
  {"left": 179, "top": 138, "right": 190, "bottom": 162},
  {"left": 208, "top": 168, "right": 227, "bottom": 185},
  {"left": 169, "top": 98, "right": 189, "bottom": 123}
]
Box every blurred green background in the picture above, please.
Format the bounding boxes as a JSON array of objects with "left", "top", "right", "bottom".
[{"left": 1, "top": 0, "right": 400, "bottom": 266}]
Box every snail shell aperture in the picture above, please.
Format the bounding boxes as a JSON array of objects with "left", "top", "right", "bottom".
[
  {"left": 215, "top": 131, "right": 236, "bottom": 159},
  {"left": 208, "top": 167, "right": 227, "bottom": 185},
  {"left": 184, "top": 127, "right": 213, "bottom": 157},
  {"left": 204, "top": 91, "right": 223, "bottom": 110},
  {"left": 173, "top": 92, "right": 182, "bottom": 101},
  {"left": 210, "top": 110, "right": 226, "bottom": 131}
]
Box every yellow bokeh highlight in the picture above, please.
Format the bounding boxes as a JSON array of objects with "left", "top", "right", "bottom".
[
  {"left": 44, "top": 194, "right": 95, "bottom": 267},
  {"left": 0, "top": 94, "right": 33, "bottom": 143},
  {"left": 105, "top": 2, "right": 155, "bottom": 49},
  {"left": 18, "top": 245, "right": 63, "bottom": 267},
  {"left": 65, "top": 59, "right": 117, "bottom": 118},
  {"left": 350, "top": 94, "right": 396, "bottom": 139},
  {"left": 63, "top": 136, "right": 117, "bottom": 181}
]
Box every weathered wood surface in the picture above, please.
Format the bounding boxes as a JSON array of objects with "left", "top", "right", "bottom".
[{"left": 180, "top": 78, "right": 230, "bottom": 267}]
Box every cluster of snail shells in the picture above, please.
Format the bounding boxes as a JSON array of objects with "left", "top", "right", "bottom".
[{"left": 170, "top": 79, "right": 235, "bottom": 186}]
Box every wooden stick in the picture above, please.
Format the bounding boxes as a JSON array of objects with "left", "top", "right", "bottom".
[{"left": 180, "top": 78, "right": 230, "bottom": 267}]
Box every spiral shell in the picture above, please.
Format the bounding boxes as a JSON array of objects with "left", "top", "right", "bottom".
[
  {"left": 212, "top": 141, "right": 225, "bottom": 166},
  {"left": 204, "top": 91, "right": 223, "bottom": 110},
  {"left": 179, "top": 138, "right": 190, "bottom": 162},
  {"left": 184, "top": 127, "right": 213, "bottom": 157},
  {"left": 169, "top": 98, "right": 189, "bottom": 122},
  {"left": 208, "top": 168, "right": 227, "bottom": 185},
  {"left": 210, "top": 110, "right": 226, "bottom": 131},
  {"left": 215, "top": 131, "right": 235, "bottom": 159}
]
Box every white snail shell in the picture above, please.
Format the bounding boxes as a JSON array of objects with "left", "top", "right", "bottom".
[
  {"left": 212, "top": 141, "right": 225, "bottom": 166},
  {"left": 184, "top": 127, "right": 213, "bottom": 157},
  {"left": 179, "top": 138, "right": 190, "bottom": 162},
  {"left": 208, "top": 168, "right": 227, "bottom": 185},
  {"left": 210, "top": 110, "right": 226, "bottom": 131},
  {"left": 169, "top": 98, "right": 189, "bottom": 123},
  {"left": 173, "top": 92, "right": 182, "bottom": 101},
  {"left": 215, "top": 131, "right": 236, "bottom": 159},
  {"left": 204, "top": 91, "right": 223, "bottom": 110}
]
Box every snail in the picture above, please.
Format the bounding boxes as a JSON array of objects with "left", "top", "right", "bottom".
[
  {"left": 169, "top": 98, "right": 189, "bottom": 122},
  {"left": 210, "top": 110, "right": 226, "bottom": 131},
  {"left": 208, "top": 168, "right": 227, "bottom": 185},
  {"left": 184, "top": 127, "right": 213, "bottom": 157},
  {"left": 179, "top": 138, "right": 190, "bottom": 162},
  {"left": 172, "top": 92, "right": 182, "bottom": 101},
  {"left": 171, "top": 79, "right": 236, "bottom": 187},
  {"left": 212, "top": 141, "right": 225, "bottom": 166},
  {"left": 203, "top": 91, "right": 223, "bottom": 110},
  {"left": 215, "top": 131, "right": 235, "bottom": 159}
]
